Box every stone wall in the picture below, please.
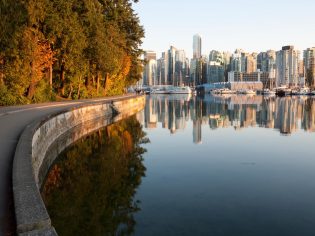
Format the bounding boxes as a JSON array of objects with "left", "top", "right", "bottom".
[{"left": 13, "top": 96, "right": 145, "bottom": 236}]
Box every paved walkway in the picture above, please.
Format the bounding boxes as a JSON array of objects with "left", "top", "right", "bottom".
[{"left": 0, "top": 95, "right": 137, "bottom": 235}]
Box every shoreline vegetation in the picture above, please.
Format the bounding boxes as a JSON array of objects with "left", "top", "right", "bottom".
[{"left": 0, "top": 0, "right": 144, "bottom": 105}]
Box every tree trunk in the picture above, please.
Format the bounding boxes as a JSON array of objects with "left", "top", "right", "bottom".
[
  {"left": 92, "top": 75, "right": 95, "bottom": 87},
  {"left": 103, "top": 73, "right": 109, "bottom": 95},
  {"left": 77, "top": 76, "right": 81, "bottom": 99},
  {"left": 104, "top": 73, "right": 109, "bottom": 89},
  {"left": 96, "top": 71, "right": 101, "bottom": 95},
  {"left": 27, "top": 81, "right": 36, "bottom": 99},
  {"left": 27, "top": 62, "right": 36, "bottom": 99},
  {"left": 60, "top": 64, "right": 65, "bottom": 96},
  {"left": 68, "top": 84, "right": 73, "bottom": 99}
]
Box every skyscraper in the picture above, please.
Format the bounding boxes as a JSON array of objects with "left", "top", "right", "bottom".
[
  {"left": 246, "top": 53, "right": 257, "bottom": 73},
  {"left": 193, "top": 34, "right": 202, "bottom": 59},
  {"left": 303, "top": 47, "right": 315, "bottom": 87},
  {"left": 175, "top": 50, "right": 187, "bottom": 86},
  {"left": 143, "top": 50, "right": 157, "bottom": 86},
  {"left": 230, "top": 51, "right": 242, "bottom": 72},
  {"left": 143, "top": 60, "right": 157, "bottom": 86},
  {"left": 167, "top": 46, "right": 177, "bottom": 85},
  {"left": 207, "top": 61, "right": 225, "bottom": 83},
  {"left": 276, "top": 46, "right": 300, "bottom": 87},
  {"left": 144, "top": 51, "right": 156, "bottom": 62},
  {"left": 209, "top": 50, "right": 223, "bottom": 63}
]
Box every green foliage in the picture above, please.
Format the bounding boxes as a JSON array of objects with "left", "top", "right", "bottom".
[
  {"left": 41, "top": 116, "right": 148, "bottom": 236},
  {"left": 0, "top": 84, "right": 19, "bottom": 105},
  {"left": 0, "top": 0, "right": 144, "bottom": 105},
  {"left": 33, "top": 79, "right": 56, "bottom": 103}
]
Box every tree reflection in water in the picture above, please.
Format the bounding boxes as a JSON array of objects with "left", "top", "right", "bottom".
[{"left": 41, "top": 116, "right": 149, "bottom": 236}]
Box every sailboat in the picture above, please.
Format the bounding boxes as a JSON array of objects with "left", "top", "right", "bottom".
[{"left": 262, "top": 77, "right": 276, "bottom": 96}]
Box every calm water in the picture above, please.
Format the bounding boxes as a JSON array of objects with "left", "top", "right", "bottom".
[{"left": 42, "top": 94, "right": 315, "bottom": 236}]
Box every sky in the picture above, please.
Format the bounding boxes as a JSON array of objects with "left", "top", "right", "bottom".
[{"left": 133, "top": 0, "right": 315, "bottom": 58}]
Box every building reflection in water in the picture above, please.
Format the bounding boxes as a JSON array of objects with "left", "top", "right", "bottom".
[{"left": 141, "top": 94, "right": 315, "bottom": 143}]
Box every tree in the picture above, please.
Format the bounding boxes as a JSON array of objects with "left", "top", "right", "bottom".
[{"left": 0, "top": 0, "right": 144, "bottom": 105}]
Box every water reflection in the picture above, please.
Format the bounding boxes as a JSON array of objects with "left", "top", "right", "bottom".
[
  {"left": 142, "top": 94, "right": 315, "bottom": 143},
  {"left": 41, "top": 116, "right": 148, "bottom": 236}
]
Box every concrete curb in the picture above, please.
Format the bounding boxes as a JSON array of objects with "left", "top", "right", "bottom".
[{"left": 12, "top": 95, "right": 145, "bottom": 235}]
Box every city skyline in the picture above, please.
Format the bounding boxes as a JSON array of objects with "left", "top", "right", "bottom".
[
  {"left": 133, "top": 0, "right": 315, "bottom": 58},
  {"left": 142, "top": 42, "right": 315, "bottom": 89}
]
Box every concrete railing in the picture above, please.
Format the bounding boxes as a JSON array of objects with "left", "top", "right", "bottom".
[{"left": 13, "top": 95, "right": 145, "bottom": 236}]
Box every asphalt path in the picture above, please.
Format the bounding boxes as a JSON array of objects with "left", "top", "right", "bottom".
[{"left": 0, "top": 94, "right": 137, "bottom": 235}]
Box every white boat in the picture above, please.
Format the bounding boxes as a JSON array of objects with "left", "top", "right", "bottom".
[
  {"left": 237, "top": 89, "right": 256, "bottom": 95},
  {"left": 310, "top": 91, "right": 315, "bottom": 96},
  {"left": 210, "top": 89, "right": 221, "bottom": 94},
  {"left": 244, "top": 89, "right": 256, "bottom": 95},
  {"left": 299, "top": 87, "right": 310, "bottom": 95},
  {"left": 221, "top": 88, "right": 235, "bottom": 94},
  {"left": 150, "top": 88, "right": 169, "bottom": 94},
  {"left": 262, "top": 89, "right": 276, "bottom": 96},
  {"left": 169, "top": 86, "right": 192, "bottom": 94}
]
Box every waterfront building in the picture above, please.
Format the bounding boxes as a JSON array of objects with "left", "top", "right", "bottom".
[
  {"left": 303, "top": 47, "right": 315, "bottom": 87},
  {"left": 276, "top": 46, "right": 300, "bottom": 87},
  {"left": 207, "top": 61, "right": 225, "bottom": 83},
  {"left": 193, "top": 34, "right": 202, "bottom": 59},
  {"left": 156, "top": 52, "right": 169, "bottom": 86},
  {"left": 228, "top": 71, "right": 263, "bottom": 90},
  {"left": 222, "top": 51, "right": 232, "bottom": 67},
  {"left": 190, "top": 59, "right": 197, "bottom": 86},
  {"left": 175, "top": 50, "right": 187, "bottom": 86},
  {"left": 257, "top": 50, "right": 276, "bottom": 73},
  {"left": 257, "top": 50, "right": 276, "bottom": 88},
  {"left": 144, "top": 51, "right": 156, "bottom": 62},
  {"left": 230, "top": 50, "right": 243, "bottom": 72},
  {"left": 167, "top": 46, "right": 177, "bottom": 85},
  {"left": 298, "top": 60, "right": 305, "bottom": 87},
  {"left": 143, "top": 51, "right": 157, "bottom": 86},
  {"left": 156, "top": 58, "right": 165, "bottom": 85},
  {"left": 228, "top": 71, "right": 262, "bottom": 82},
  {"left": 231, "top": 50, "right": 257, "bottom": 74},
  {"left": 156, "top": 47, "right": 190, "bottom": 86},
  {"left": 209, "top": 50, "right": 223, "bottom": 63},
  {"left": 190, "top": 35, "right": 204, "bottom": 86},
  {"left": 143, "top": 59, "right": 157, "bottom": 86},
  {"left": 246, "top": 53, "right": 257, "bottom": 73}
]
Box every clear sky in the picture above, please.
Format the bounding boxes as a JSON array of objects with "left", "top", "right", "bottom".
[{"left": 133, "top": 0, "right": 315, "bottom": 58}]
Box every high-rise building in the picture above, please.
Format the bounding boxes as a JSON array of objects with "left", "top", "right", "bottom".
[
  {"left": 230, "top": 51, "right": 242, "bottom": 72},
  {"left": 144, "top": 51, "right": 156, "bottom": 61},
  {"left": 209, "top": 50, "right": 223, "bottom": 63},
  {"left": 207, "top": 61, "right": 225, "bottom": 83},
  {"left": 257, "top": 50, "right": 276, "bottom": 73},
  {"left": 303, "top": 47, "right": 315, "bottom": 87},
  {"left": 175, "top": 50, "right": 187, "bottom": 86},
  {"left": 276, "top": 46, "right": 300, "bottom": 87},
  {"left": 190, "top": 59, "right": 198, "bottom": 86},
  {"left": 143, "top": 59, "right": 157, "bottom": 86},
  {"left": 257, "top": 50, "right": 276, "bottom": 88},
  {"left": 193, "top": 34, "right": 202, "bottom": 59},
  {"left": 156, "top": 58, "right": 165, "bottom": 85},
  {"left": 167, "top": 46, "right": 177, "bottom": 85},
  {"left": 143, "top": 51, "right": 157, "bottom": 86},
  {"left": 246, "top": 53, "right": 257, "bottom": 73}
]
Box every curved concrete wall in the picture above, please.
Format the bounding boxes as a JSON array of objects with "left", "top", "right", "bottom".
[{"left": 13, "top": 96, "right": 145, "bottom": 236}]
